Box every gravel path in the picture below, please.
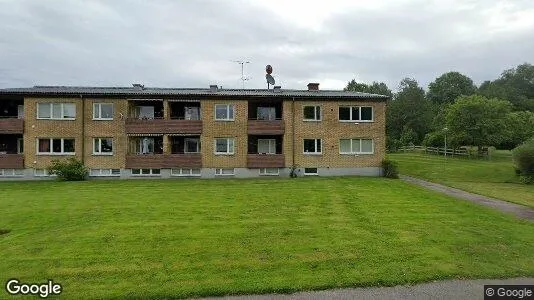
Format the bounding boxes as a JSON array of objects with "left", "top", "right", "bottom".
[
  {"left": 400, "top": 175, "right": 534, "bottom": 221},
  {"left": 200, "top": 278, "right": 534, "bottom": 300}
]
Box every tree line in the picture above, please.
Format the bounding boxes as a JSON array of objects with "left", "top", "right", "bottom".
[{"left": 344, "top": 63, "right": 534, "bottom": 152}]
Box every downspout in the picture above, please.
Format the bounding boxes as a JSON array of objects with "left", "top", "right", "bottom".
[
  {"left": 80, "top": 94, "right": 84, "bottom": 164},
  {"left": 291, "top": 97, "right": 295, "bottom": 173}
]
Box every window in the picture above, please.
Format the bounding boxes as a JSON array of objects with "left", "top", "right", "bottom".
[
  {"left": 304, "top": 168, "right": 318, "bottom": 176},
  {"left": 339, "top": 139, "right": 374, "bottom": 154},
  {"left": 214, "top": 138, "right": 234, "bottom": 155},
  {"left": 215, "top": 104, "right": 235, "bottom": 121},
  {"left": 184, "top": 138, "right": 200, "bottom": 153},
  {"left": 37, "top": 138, "right": 75, "bottom": 155},
  {"left": 184, "top": 107, "right": 200, "bottom": 120},
  {"left": 34, "top": 169, "right": 55, "bottom": 177},
  {"left": 90, "top": 169, "right": 120, "bottom": 177},
  {"left": 93, "top": 103, "right": 113, "bottom": 120},
  {"left": 17, "top": 138, "right": 23, "bottom": 154},
  {"left": 171, "top": 168, "right": 201, "bottom": 177},
  {"left": 0, "top": 169, "right": 24, "bottom": 177},
  {"left": 131, "top": 169, "right": 161, "bottom": 176},
  {"left": 93, "top": 138, "right": 113, "bottom": 155},
  {"left": 303, "top": 139, "right": 322, "bottom": 154},
  {"left": 303, "top": 105, "right": 321, "bottom": 121},
  {"left": 135, "top": 106, "right": 155, "bottom": 119},
  {"left": 257, "top": 107, "right": 276, "bottom": 120},
  {"left": 257, "top": 139, "right": 276, "bottom": 154},
  {"left": 259, "top": 168, "right": 279, "bottom": 176},
  {"left": 17, "top": 105, "right": 24, "bottom": 119},
  {"left": 339, "top": 106, "right": 373, "bottom": 122},
  {"left": 37, "top": 103, "right": 76, "bottom": 119},
  {"left": 215, "top": 168, "right": 235, "bottom": 176}
]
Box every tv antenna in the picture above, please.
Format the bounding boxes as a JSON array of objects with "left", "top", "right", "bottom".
[
  {"left": 232, "top": 60, "right": 250, "bottom": 89},
  {"left": 265, "top": 64, "right": 275, "bottom": 89}
]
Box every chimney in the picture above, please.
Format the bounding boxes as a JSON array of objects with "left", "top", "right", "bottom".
[
  {"left": 209, "top": 84, "right": 218, "bottom": 93},
  {"left": 307, "top": 83, "right": 319, "bottom": 91},
  {"left": 132, "top": 83, "right": 145, "bottom": 90},
  {"left": 273, "top": 86, "right": 281, "bottom": 93}
]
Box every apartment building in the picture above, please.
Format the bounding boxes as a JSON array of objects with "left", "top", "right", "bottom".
[{"left": 0, "top": 83, "right": 388, "bottom": 180}]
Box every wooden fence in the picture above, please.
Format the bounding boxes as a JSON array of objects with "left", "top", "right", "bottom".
[{"left": 394, "top": 145, "right": 470, "bottom": 157}]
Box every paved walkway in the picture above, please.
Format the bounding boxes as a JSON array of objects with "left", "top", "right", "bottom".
[
  {"left": 201, "top": 278, "right": 534, "bottom": 300},
  {"left": 400, "top": 175, "right": 534, "bottom": 221}
]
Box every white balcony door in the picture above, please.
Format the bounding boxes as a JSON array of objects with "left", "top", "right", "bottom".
[
  {"left": 257, "top": 107, "right": 276, "bottom": 120},
  {"left": 258, "top": 139, "right": 276, "bottom": 154},
  {"left": 17, "top": 105, "right": 24, "bottom": 119},
  {"left": 137, "top": 106, "right": 154, "bottom": 119}
]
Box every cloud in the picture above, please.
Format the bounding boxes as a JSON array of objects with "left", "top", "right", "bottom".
[{"left": 0, "top": 0, "right": 533, "bottom": 91}]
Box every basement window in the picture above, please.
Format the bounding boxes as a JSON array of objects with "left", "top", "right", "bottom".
[
  {"left": 131, "top": 169, "right": 161, "bottom": 176},
  {"left": 90, "top": 169, "right": 120, "bottom": 177},
  {"left": 0, "top": 169, "right": 24, "bottom": 177},
  {"left": 215, "top": 168, "right": 234, "bottom": 176},
  {"left": 171, "top": 168, "right": 201, "bottom": 177},
  {"left": 259, "top": 168, "right": 279, "bottom": 176},
  {"left": 34, "top": 169, "right": 55, "bottom": 177},
  {"left": 304, "top": 168, "right": 318, "bottom": 176}
]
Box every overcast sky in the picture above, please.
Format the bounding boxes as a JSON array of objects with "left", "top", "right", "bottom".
[{"left": 1, "top": 0, "right": 533, "bottom": 91}]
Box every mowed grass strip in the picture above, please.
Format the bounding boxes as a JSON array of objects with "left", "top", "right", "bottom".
[
  {"left": 389, "top": 151, "right": 534, "bottom": 208},
  {"left": 0, "top": 178, "right": 533, "bottom": 299}
]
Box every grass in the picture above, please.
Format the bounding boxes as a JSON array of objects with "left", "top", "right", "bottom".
[
  {"left": 1, "top": 178, "right": 533, "bottom": 299},
  {"left": 389, "top": 151, "right": 534, "bottom": 208}
]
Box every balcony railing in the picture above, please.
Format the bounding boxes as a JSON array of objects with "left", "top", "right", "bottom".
[
  {"left": 248, "top": 119, "right": 284, "bottom": 135},
  {"left": 125, "top": 153, "right": 202, "bottom": 168},
  {"left": 125, "top": 118, "right": 202, "bottom": 134},
  {"left": 0, "top": 117, "right": 23, "bottom": 134},
  {"left": 0, "top": 154, "right": 24, "bottom": 169},
  {"left": 247, "top": 154, "right": 285, "bottom": 168}
]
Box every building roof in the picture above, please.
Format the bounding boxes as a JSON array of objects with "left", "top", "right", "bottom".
[{"left": 0, "top": 86, "right": 389, "bottom": 100}]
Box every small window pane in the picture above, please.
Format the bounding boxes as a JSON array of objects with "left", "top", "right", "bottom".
[
  {"left": 303, "top": 106, "right": 315, "bottom": 120},
  {"left": 316, "top": 139, "right": 321, "bottom": 152},
  {"left": 14, "top": 169, "right": 24, "bottom": 176},
  {"left": 361, "top": 107, "right": 373, "bottom": 121},
  {"left": 339, "top": 107, "right": 350, "bottom": 120},
  {"left": 39, "top": 139, "right": 50, "bottom": 153},
  {"left": 257, "top": 107, "right": 275, "bottom": 120},
  {"left": 191, "top": 169, "right": 201, "bottom": 175},
  {"left": 228, "top": 105, "right": 234, "bottom": 119},
  {"left": 100, "top": 104, "right": 113, "bottom": 119},
  {"left": 340, "top": 139, "right": 351, "bottom": 153},
  {"left": 52, "top": 104, "right": 62, "bottom": 119},
  {"left": 93, "top": 104, "right": 100, "bottom": 119},
  {"left": 101, "top": 139, "right": 113, "bottom": 153},
  {"left": 132, "top": 169, "right": 141, "bottom": 175},
  {"left": 152, "top": 169, "right": 161, "bottom": 175},
  {"left": 63, "top": 104, "right": 76, "bottom": 118},
  {"left": 52, "top": 139, "right": 62, "bottom": 153},
  {"left": 304, "top": 139, "right": 318, "bottom": 153},
  {"left": 101, "top": 169, "right": 111, "bottom": 175},
  {"left": 352, "top": 139, "right": 361, "bottom": 153},
  {"left": 111, "top": 169, "right": 120, "bottom": 175},
  {"left": 361, "top": 139, "right": 373, "bottom": 153},
  {"left": 351, "top": 107, "right": 360, "bottom": 121},
  {"left": 304, "top": 168, "right": 318, "bottom": 175},
  {"left": 216, "top": 139, "right": 228, "bottom": 153},
  {"left": 38, "top": 104, "right": 50, "bottom": 118},
  {"left": 64, "top": 139, "right": 75, "bottom": 153},
  {"left": 215, "top": 105, "right": 228, "bottom": 119}
]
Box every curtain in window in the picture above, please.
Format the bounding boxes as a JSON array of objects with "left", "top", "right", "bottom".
[{"left": 39, "top": 139, "right": 50, "bottom": 153}]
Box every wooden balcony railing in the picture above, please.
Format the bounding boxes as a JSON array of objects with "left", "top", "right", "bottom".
[
  {"left": 125, "top": 153, "right": 202, "bottom": 168},
  {"left": 248, "top": 119, "right": 284, "bottom": 135},
  {"left": 125, "top": 118, "right": 202, "bottom": 134},
  {"left": 0, "top": 154, "right": 24, "bottom": 168},
  {"left": 0, "top": 118, "right": 23, "bottom": 134},
  {"left": 247, "top": 154, "right": 285, "bottom": 168}
]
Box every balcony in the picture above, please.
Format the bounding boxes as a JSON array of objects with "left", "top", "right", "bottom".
[
  {"left": 125, "top": 119, "right": 202, "bottom": 134},
  {"left": 247, "top": 154, "right": 285, "bottom": 168},
  {"left": 0, "top": 154, "right": 24, "bottom": 169},
  {"left": 0, "top": 118, "right": 23, "bottom": 134},
  {"left": 248, "top": 120, "right": 284, "bottom": 135},
  {"left": 126, "top": 154, "right": 202, "bottom": 168}
]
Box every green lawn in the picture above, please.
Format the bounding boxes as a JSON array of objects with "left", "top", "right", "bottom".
[
  {"left": 389, "top": 151, "right": 534, "bottom": 208},
  {"left": 1, "top": 178, "right": 533, "bottom": 299}
]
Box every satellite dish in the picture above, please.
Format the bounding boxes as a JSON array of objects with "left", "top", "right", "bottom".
[{"left": 266, "top": 74, "right": 275, "bottom": 85}]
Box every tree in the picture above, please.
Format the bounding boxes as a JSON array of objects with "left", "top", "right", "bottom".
[
  {"left": 478, "top": 63, "right": 534, "bottom": 111},
  {"left": 344, "top": 79, "right": 393, "bottom": 97},
  {"left": 501, "top": 111, "right": 534, "bottom": 149},
  {"left": 386, "top": 78, "right": 434, "bottom": 145},
  {"left": 445, "top": 95, "right": 512, "bottom": 153},
  {"left": 428, "top": 71, "right": 477, "bottom": 104}
]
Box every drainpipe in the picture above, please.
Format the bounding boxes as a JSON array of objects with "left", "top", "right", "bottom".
[
  {"left": 291, "top": 97, "right": 295, "bottom": 171},
  {"left": 80, "top": 94, "right": 84, "bottom": 164}
]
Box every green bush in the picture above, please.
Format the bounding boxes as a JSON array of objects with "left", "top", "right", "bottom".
[
  {"left": 381, "top": 159, "right": 399, "bottom": 179},
  {"left": 512, "top": 139, "right": 534, "bottom": 184},
  {"left": 48, "top": 158, "right": 88, "bottom": 181}
]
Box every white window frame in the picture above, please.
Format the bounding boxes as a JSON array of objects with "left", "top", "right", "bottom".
[
  {"left": 36, "top": 138, "right": 75, "bottom": 155},
  {"left": 34, "top": 169, "right": 56, "bottom": 177},
  {"left": 131, "top": 169, "right": 161, "bottom": 176},
  {"left": 171, "top": 168, "right": 201, "bottom": 177},
  {"left": 303, "top": 139, "right": 322, "bottom": 155},
  {"left": 17, "top": 138, "right": 23, "bottom": 154},
  {"left": 214, "top": 104, "right": 235, "bottom": 121},
  {"left": 338, "top": 106, "right": 374, "bottom": 122},
  {"left": 184, "top": 138, "right": 200, "bottom": 153},
  {"left": 339, "top": 139, "right": 374, "bottom": 155},
  {"left": 37, "top": 103, "right": 76, "bottom": 120},
  {"left": 0, "top": 169, "right": 24, "bottom": 177},
  {"left": 214, "top": 138, "right": 235, "bottom": 155},
  {"left": 215, "top": 168, "right": 235, "bottom": 176},
  {"left": 89, "top": 169, "right": 120, "bottom": 177},
  {"left": 304, "top": 168, "right": 319, "bottom": 176},
  {"left": 259, "top": 168, "right": 279, "bottom": 176},
  {"left": 93, "top": 138, "right": 113, "bottom": 155},
  {"left": 257, "top": 139, "right": 276, "bottom": 154},
  {"left": 303, "top": 105, "right": 322, "bottom": 121},
  {"left": 93, "top": 103, "right": 114, "bottom": 120}
]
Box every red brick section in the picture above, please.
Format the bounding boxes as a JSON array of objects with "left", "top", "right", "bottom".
[
  {"left": 0, "top": 154, "right": 24, "bottom": 168},
  {"left": 0, "top": 119, "right": 23, "bottom": 134},
  {"left": 125, "top": 153, "right": 202, "bottom": 168},
  {"left": 125, "top": 119, "right": 202, "bottom": 134},
  {"left": 247, "top": 154, "right": 285, "bottom": 168},
  {"left": 247, "top": 120, "right": 285, "bottom": 135}
]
